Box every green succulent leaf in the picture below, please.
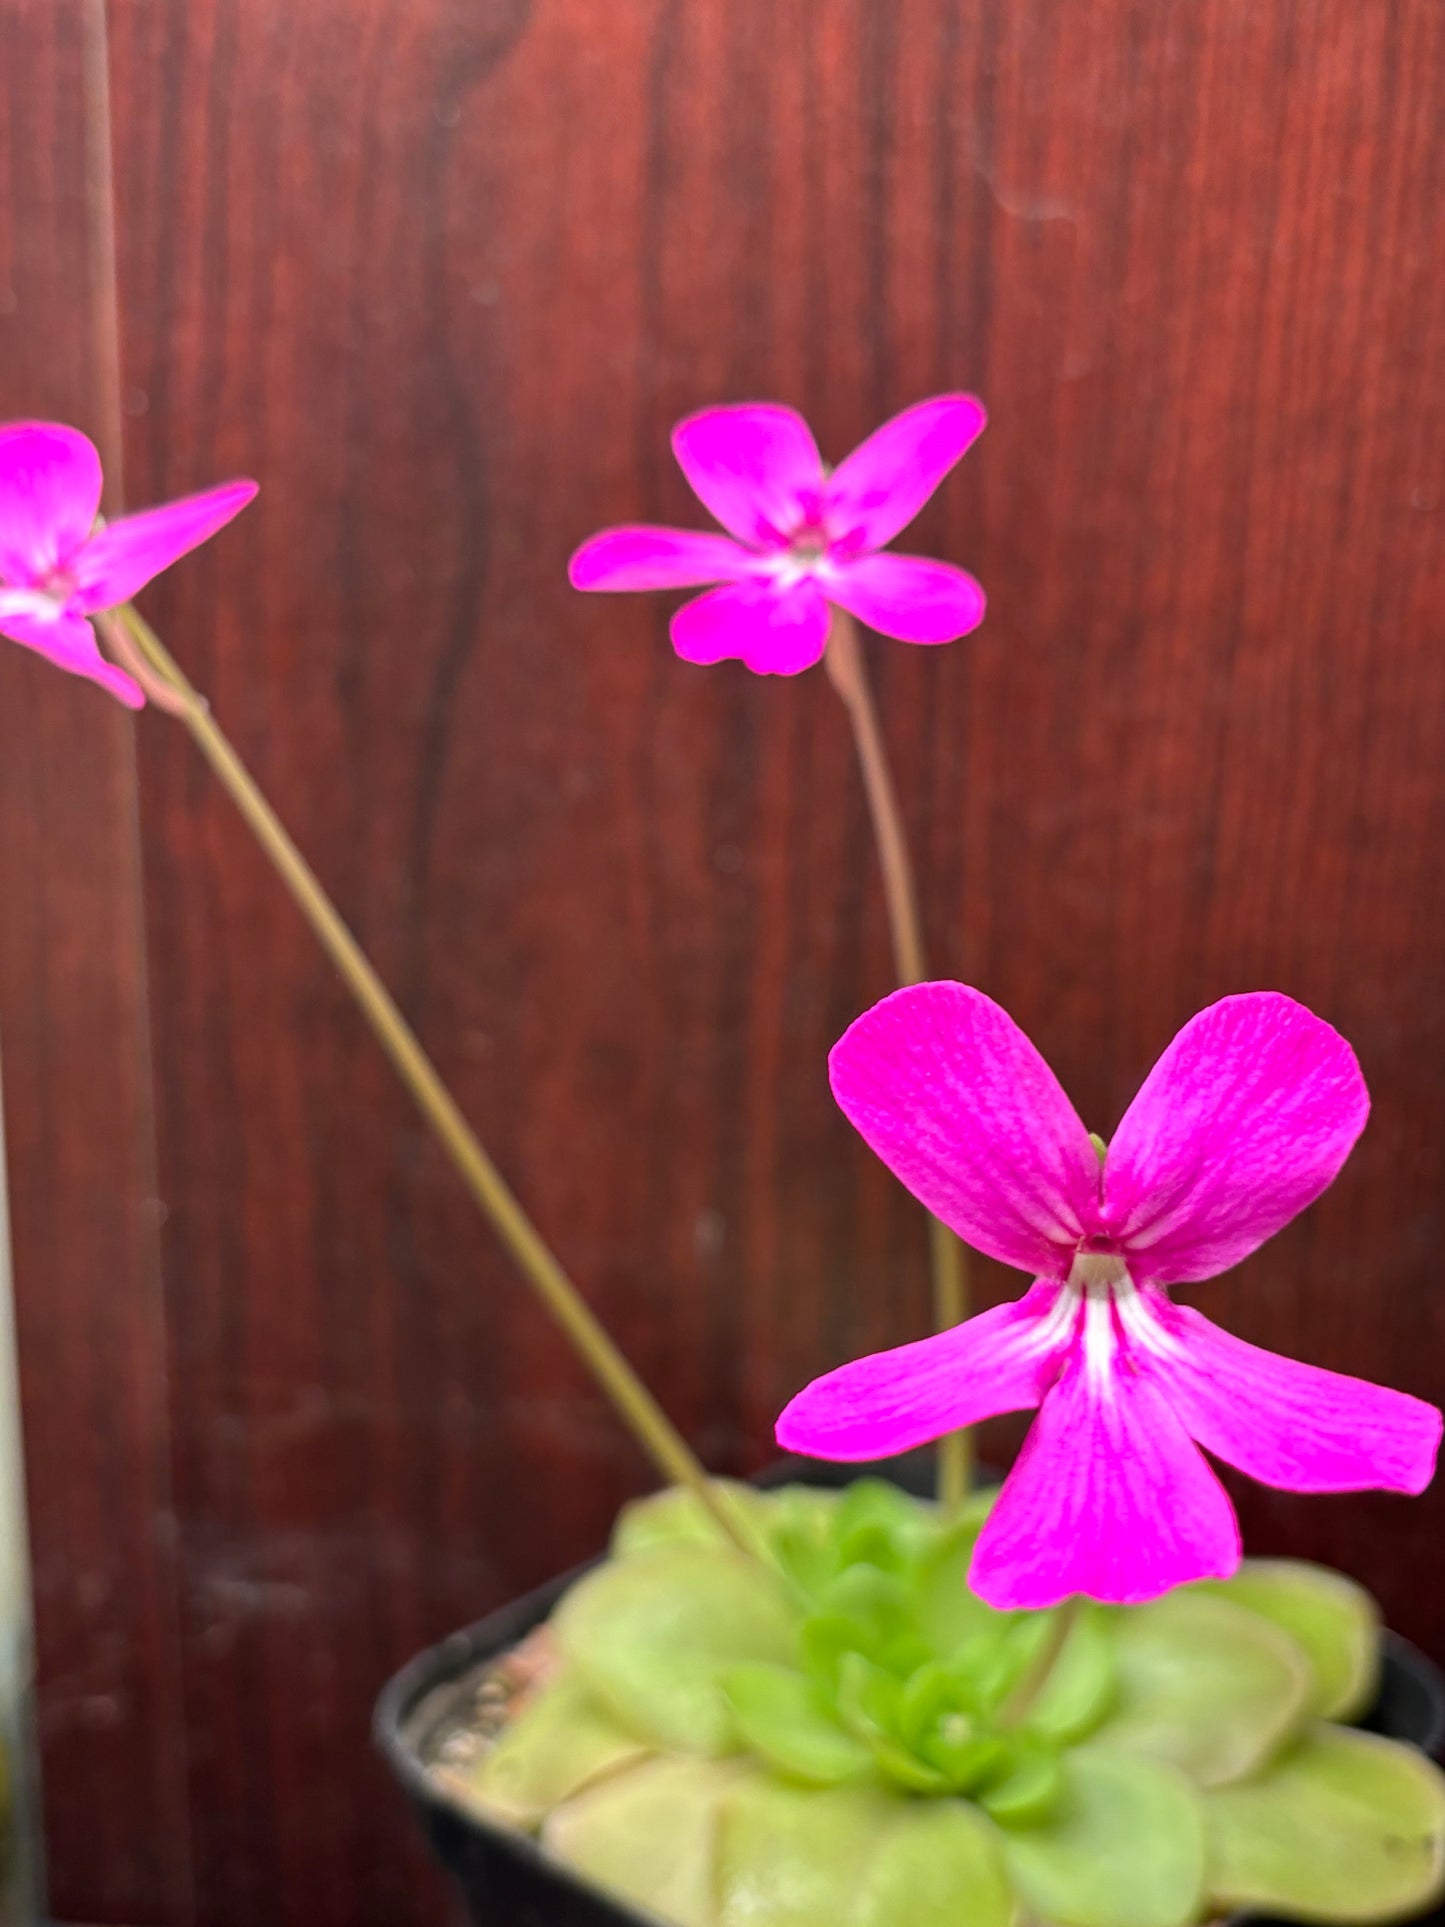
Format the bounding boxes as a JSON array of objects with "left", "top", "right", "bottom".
[
  {"left": 914, "top": 1501, "right": 1010, "bottom": 1659},
  {"left": 832, "top": 1478, "right": 937, "bottom": 1574},
  {"left": 801, "top": 1612, "right": 871, "bottom": 1691},
  {"left": 1198, "top": 1558, "right": 1381, "bottom": 1721},
  {"left": 1020, "top": 1607, "right": 1117, "bottom": 1744},
  {"left": 919, "top": 1724, "right": 1009, "bottom": 1793},
  {"left": 836, "top": 1651, "right": 902, "bottom": 1739},
  {"left": 1204, "top": 1723, "right": 1445, "bottom": 1923},
  {"left": 466, "top": 1672, "right": 650, "bottom": 1826},
  {"left": 1097, "top": 1589, "right": 1311, "bottom": 1786},
  {"left": 768, "top": 1487, "right": 852, "bottom": 1595},
  {"left": 817, "top": 1563, "right": 914, "bottom": 1636},
  {"left": 1001, "top": 1746, "right": 1206, "bottom": 1927},
  {"left": 716, "top": 1779, "right": 899, "bottom": 1927},
  {"left": 716, "top": 1777, "right": 1015, "bottom": 1927},
  {"left": 979, "top": 1737, "right": 1064, "bottom": 1827},
  {"left": 545, "top": 1753, "right": 748, "bottom": 1927},
  {"left": 610, "top": 1480, "right": 777, "bottom": 1560},
  {"left": 854, "top": 1800, "right": 1017, "bottom": 1927},
  {"left": 554, "top": 1544, "right": 796, "bottom": 1755},
  {"left": 898, "top": 1660, "right": 966, "bottom": 1747},
  {"left": 723, "top": 1664, "right": 872, "bottom": 1786},
  {"left": 804, "top": 1567, "right": 933, "bottom": 1683}
]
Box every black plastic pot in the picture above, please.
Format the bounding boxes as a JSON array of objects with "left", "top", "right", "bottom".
[{"left": 376, "top": 1460, "right": 1445, "bottom": 1927}]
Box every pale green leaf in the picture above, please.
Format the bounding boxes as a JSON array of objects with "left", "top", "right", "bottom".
[
  {"left": 611, "top": 1480, "right": 777, "bottom": 1560},
  {"left": 717, "top": 1778, "right": 1015, "bottom": 1927},
  {"left": 466, "top": 1672, "right": 649, "bottom": 1826},
  {"left": 1098, "top": 1590, "right": 1310, "bottom": 1786},
  {"left": 980, "top": 1740, "right": 1064, "bottom": 1826},
  {"left": 545, "top": 1754, "right": 747, "bottom": 1927},
  {"left": 716, "top": 1779, "right": 898, "bottom": 1927},
  {"left": 855, "top": 1800, "right": 1017, "bottom": 1927},
  {"left": 833, "top": 1478, "right": 938, "bottom": 1573},
  {"left": 723, "top": 1663, "right": 872, "bottom": 1785},
  {"left": 1002, "top": 1747, "right": 1206, "bottom": 1927},
  {"left": 1025, "top": 1606, "right": 1116, "bottom": 1744},
  {"left": 555, "top": 1545, "right": 797, "bottom": 1755},
  {"left": 913, "top": 1499, "right": 1009, "bottom": 1660},
  {"left": 1205, "top": 1723, "right": 1445, "bottom": 1923},
  {"left": 1197, "top": 1558, "right": 1381, "bottom": 1721}
]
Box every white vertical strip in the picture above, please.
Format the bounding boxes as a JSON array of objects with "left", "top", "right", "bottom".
[{"left": 0, "top": 1045, "right": 45, "bottom": 1923}]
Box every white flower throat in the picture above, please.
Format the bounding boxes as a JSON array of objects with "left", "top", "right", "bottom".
[{"left": 1041, "top": 1250, "right": 1177, "bottom": 1388}]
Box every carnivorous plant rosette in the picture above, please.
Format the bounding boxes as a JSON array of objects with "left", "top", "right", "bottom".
[
  {"left": 446, "top": 988, "right": 1445, "bottom": 1927},
  {"left": 778, "top": 985, "right": 1442, "bottom": 1608},
  {"left": 568, "top": 395, "right": 987, "bottom": 673},
  {"left": 456, "top": 1479, "right": 1445, "bottom": 1927}
]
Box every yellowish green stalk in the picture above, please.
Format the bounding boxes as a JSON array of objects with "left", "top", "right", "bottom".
[
  {"left": 106, "top": 603, "right": 760, "bottom": 1562},
  {"left": 998, "top": 1596, "right": 1084, "bottom": 1729},
  {"left": 824, "top": 610, "right": 972, "bottom": 1511}
]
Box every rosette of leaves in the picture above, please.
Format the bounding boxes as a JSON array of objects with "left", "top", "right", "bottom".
[{"left": 454, "top": 1480, "right": 1445, "bottom": 1927}]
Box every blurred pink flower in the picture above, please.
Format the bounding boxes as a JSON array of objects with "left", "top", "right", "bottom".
[
  {"left": 778, "top": 984, "right": 1441, "bottom": 1609},
  {"left": 0, "top": 421, "right": 257, "bottom": 708},
  {"left": 569, "top": 397, "right": 986, "bottom": 675}
]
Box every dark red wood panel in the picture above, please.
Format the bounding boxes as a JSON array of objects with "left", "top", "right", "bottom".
[
  {"left": 0, "top": 3, "right": 191, "bottom": 1921},
  {"left": 2, "top": 0, "right": 1442, "bottom": 1922}
]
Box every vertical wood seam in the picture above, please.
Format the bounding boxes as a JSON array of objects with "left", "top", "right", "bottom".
[{"left": 80, "top": 5, "right": 196, "bottom": 1919}]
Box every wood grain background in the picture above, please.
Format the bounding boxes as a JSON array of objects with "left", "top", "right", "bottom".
[{"left": 2, "top": 1, "right": 1444, "bottom": 1921}]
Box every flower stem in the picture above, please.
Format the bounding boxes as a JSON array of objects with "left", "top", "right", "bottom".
[
  {"left": 998, "top": 1596, "right": 1083, "bottom": 1730},
  {"left": 824, "top": 609, "right": 972, "bottom": 1511},
  {"left": 106, "top": 604, "right": 762, "bottom": 1563}
]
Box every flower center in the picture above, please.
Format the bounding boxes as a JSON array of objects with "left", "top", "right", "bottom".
[
  {"left": 789, "top": 529, "right": 829, "bottom": 565},
  {"left": 767, "top": 526, "right": 833, "bottom": 591},
  {"left": 1059, "top": 1252, "right": 1137, "bottom": 1388},
  {"left": 1066, "top": 1251, "right": 1130, "bottom": 1296}
]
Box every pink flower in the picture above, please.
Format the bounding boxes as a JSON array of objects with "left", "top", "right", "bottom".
[
  {"left": 568, "top": 397, "right": 987, "bottom": 675},
  {"left": 0, "top": 421, "right": 257, "bottom": 709},
  {"left": 778, "top": 984, "right": 1441, "bottom": 1609}
]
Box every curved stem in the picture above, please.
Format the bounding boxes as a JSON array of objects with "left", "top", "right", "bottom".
[
  {"left": 825, "top": 609, "right": 972, "bottom": 1510},
  {"left": 109, "top": 603, "right": 761, "bottom": 1563},
  {"left": 998, "top": 1596, "right": 1083, "bottom": 1730}
]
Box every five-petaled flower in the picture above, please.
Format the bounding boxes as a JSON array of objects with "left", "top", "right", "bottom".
[
  {"left": 0, "top": 421, "right": 257, "bottom": 709},
  {"left": 569, "top": 396, "right": 987, "bottom": 676},
  {"left": 778, "top": 984, "right": 1441, "bottom": 1610}
]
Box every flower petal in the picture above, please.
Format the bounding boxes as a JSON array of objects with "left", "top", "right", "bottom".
[
  {"left": 1142, "top": 1298, "right": 1442, "bottom": 1495},
  {"left": 829, "top": 982, "right": 1102, "bottom": 1278},
  {"left": 1103, "top": 992, "right": 1369, "bottom": 1282},
  {"left": 670, "top": 578, "right": 830, "bottom": 676},
  {"left": 970, "top": 1317, "right": 1242, "bottom": 1609},
  {"left": 775, "top": 1281, "right": 1067, "bottom": 1461},
  {"left": 671, "top": 405, "right": 824, "bottom": 547},
  {"left": 0, "top": 603, "right": 144, "bottom": 709},
  {"left": 823, "top": 395, "right": 987, "bottom": 554},
  {"left": 71, "top": 480, "right": 257, "bottom": 612},
  {"left": 567, "top": 526, "right": 759, "bottom": 592},
  {"left": 0, "top": 421, "right": 103, "bottom": 583},
  {"left": 825, "top": 553, "right": 986, "bottom": 644}
]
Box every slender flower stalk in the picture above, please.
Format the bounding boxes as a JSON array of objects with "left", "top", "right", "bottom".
[
  {"left": 997, "top": 1595, "right": 1084, "bottom": 1730},
  {"left": 824, "top": 608, "right": 972, "bottom": 1508},
  {"left": 0, "top": 417, "right": 760, "bottom": 1564},
  {"left": 108, "top": 602, "right": 759, "bottom": 1561},
  {"left": 570, "top": 396, "right": 991, "bottom": 1513}
]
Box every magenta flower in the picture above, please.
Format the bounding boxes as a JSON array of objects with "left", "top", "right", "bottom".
[
  {"left": 778, "top": 984, "right": 1441, "bottom": 1610},
  {"left": 0, "top": 421, "right": 257, "bottom": 709},
  {"left": 568, "top": 396, "right": 987, "bottom": 675}
]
